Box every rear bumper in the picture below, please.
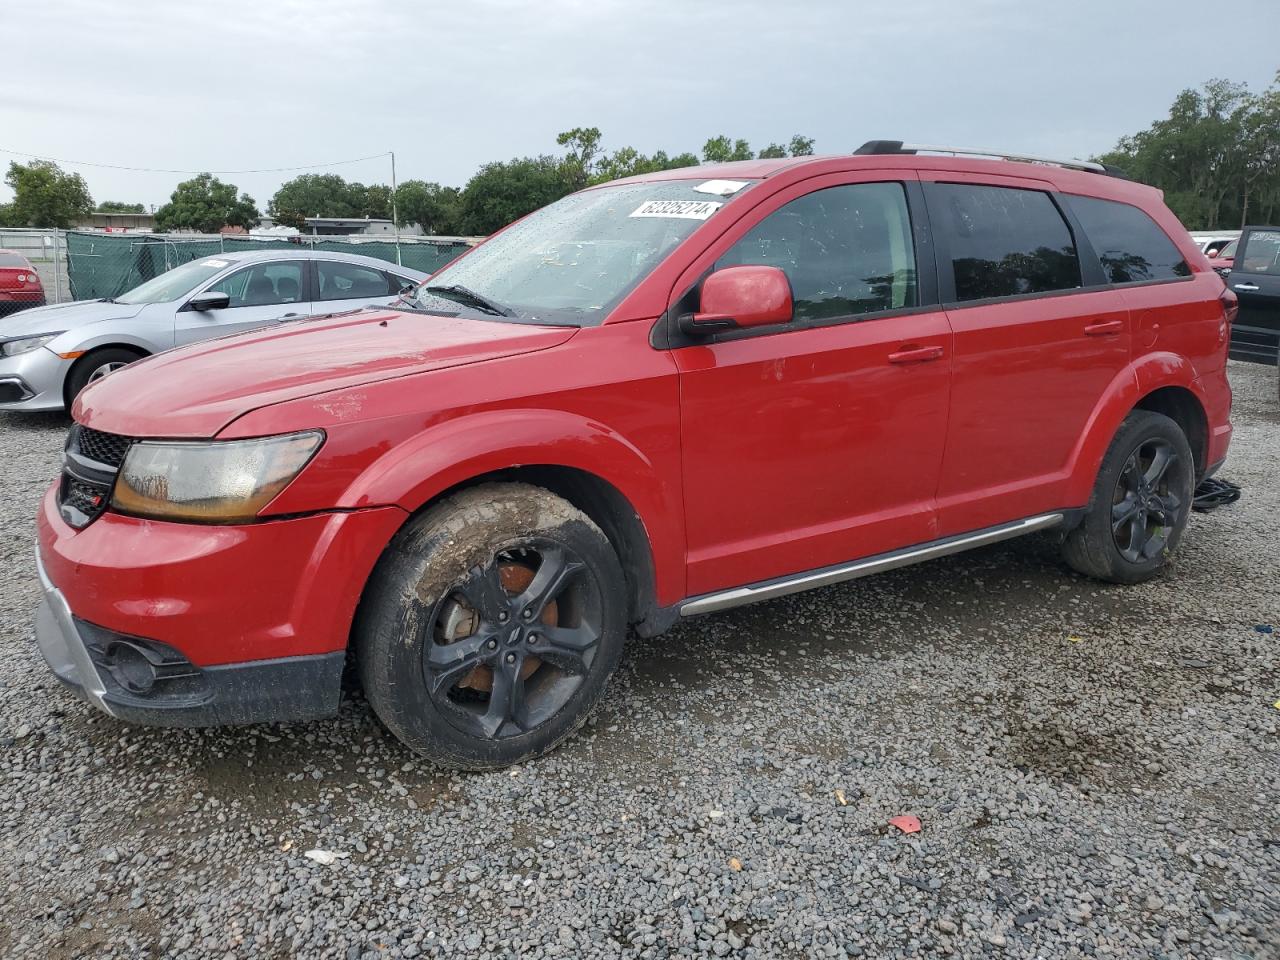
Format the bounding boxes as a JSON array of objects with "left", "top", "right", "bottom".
[{"left": 35, "top": 548, "right": 345, "bottom": 726}]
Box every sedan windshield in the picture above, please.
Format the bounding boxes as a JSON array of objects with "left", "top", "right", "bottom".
[
  {"left": 404, "top": 179, "right": 755, "bottom": 325},
  {"left": 115, "top": 258, "right": 234, "bottom": 305}
]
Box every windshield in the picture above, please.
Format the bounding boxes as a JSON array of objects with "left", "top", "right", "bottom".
[
  {"left": 404, "top": 178, "right": 756, "bottom": 325},
  {"left": 116, "top": 258, "right": 235, "bottom": 304},
  {"left": 1219, "top": 239, "right": 1237, "bottom": 259}
]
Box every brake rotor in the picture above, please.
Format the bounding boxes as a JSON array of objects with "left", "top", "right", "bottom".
[{"left": 440, "top": 560, "right": 553, "bottom": 692}]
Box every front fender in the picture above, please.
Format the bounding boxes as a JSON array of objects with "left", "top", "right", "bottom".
[
  {"left": 1062, "top": 352, "right": 1204, "bottom": 505},
  {"left": 336, "top": 407, "right": 685, "bottom": 606}
]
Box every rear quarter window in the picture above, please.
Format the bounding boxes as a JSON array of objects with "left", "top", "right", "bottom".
[{"left": 1064, "top": 195, "right": 1190, "bottom": 283}]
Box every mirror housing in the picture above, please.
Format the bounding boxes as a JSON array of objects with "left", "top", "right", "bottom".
[
  {"left": 187, "top": 290, "right": 231, "bottom": 312},
  {"left": 682, "top": 265, "right": 792, "bottom": 336}
]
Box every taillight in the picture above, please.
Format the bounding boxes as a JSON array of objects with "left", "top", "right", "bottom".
[{"left": 1219, "top": 288, "right": 1239, "bottom": 326}]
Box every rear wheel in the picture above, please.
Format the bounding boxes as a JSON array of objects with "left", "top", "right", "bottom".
[
  {"left": 355, "top": 483, "right": 627, "bottom": 769},
  {"left": 1062, "top": 410, "right": 1195, "bottom": 584},
  {"left": 65, "top": 347, "right": 144, "bottom": 405}
]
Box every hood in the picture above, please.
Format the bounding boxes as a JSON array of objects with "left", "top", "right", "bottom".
[
  {"left": 74, "top": 307, "right": 578, "bottom": 437},
  {"left": 0, "top": 299, "right": 146, "bottom": 339}
]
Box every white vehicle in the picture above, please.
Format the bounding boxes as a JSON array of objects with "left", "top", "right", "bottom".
[
  {"left": 1189, "top": 230, "right": 1241, "bottom": 258},
  {"left": 0, "top": 249, "right": 427, "bottom": 412}
]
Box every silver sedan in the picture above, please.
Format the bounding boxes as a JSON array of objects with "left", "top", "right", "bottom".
[{"left": 0, "top": 249, "right": 427, "bottom": 412}]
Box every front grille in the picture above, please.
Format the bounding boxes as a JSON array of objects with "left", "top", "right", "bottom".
[
  {"left": 59, "top": 424, "right": 134, "bottom": 528},
  {"left": 70, "top": 425, "right": 132, "bottom": 468}
]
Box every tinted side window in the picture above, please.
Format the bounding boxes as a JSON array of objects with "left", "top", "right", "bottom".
[
  {"left": 932, "top": 184, "right": 1080, "bottom": 302},
  {"left": 1064, "top": 195, "right": 1190, "bottom": 283},
  {"left": 207, "top": 261, "right": 305, "bottom": 307},
  {"left": 317, "top": 261, "right": 396, "bottom": 301},
  {"left": 717, "top": 182, "right": 917, "bottom": 321},
  {"left": 1238, "top": 229, "right": 1280, "bottom": 276}
]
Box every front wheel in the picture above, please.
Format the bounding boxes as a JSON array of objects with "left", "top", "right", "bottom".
[
  {"left": 355, "top": 483, "right": 627, "bottom": 769},
  {"left": 1062, "top": 410, "right": 1195, "bottom": 584},
  {"left": 65, "top": 347, "right": 143, "bottom": 406}
]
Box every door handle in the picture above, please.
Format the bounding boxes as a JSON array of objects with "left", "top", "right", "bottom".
[
  {"left": 887, "top": 344, "right": 944, "bottom": 364},
  {"left": 1083, "top": 319, "right": 1125, "bottom": 337},
  {"left": 271, "top": 312, "right": 302, "bottom": 322},
  {"left": 1233, "top": 282, "right": 1260, "bottom": 292}
]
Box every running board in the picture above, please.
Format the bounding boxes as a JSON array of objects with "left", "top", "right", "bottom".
[{"left": 679, "top": 513, "right": 1065, "bottom": 617}]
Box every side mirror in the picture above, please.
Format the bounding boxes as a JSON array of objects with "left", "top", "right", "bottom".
[
  {"left": 186, "top": 291, "right": 231, "bottom": 312},
  {"left": 397, "top": 278, "right": 417, "bottom": 294},
  {"left": 681, "top": 265, "right": 792, "bottom": 336}
]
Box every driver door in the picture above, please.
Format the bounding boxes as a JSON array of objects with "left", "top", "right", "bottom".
[
  {"left": 175, "top": 260, "right": 312, "bottom": 346},
  {"left": 672, "top": 173, "right": 953, "bottom": 597}
]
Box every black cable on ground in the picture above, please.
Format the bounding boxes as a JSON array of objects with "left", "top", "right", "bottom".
[{"left": 1192, "top": 477, "right": 1242, "bottom": 512}]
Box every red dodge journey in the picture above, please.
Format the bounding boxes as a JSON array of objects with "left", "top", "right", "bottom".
[{"left": 35, "top": 142, "right": 1233, "bottom": 768}]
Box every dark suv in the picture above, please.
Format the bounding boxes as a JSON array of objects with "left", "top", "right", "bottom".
[
  {"left": 35, "top": 142, "right": 1233, "bottom": 768},
  {"left": 1225, "top": 225, "right": 1280, "bottom": 366}
]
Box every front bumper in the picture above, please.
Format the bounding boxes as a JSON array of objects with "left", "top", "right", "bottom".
[
  {"left": 34, "top": 486, "right": 408, "bottom": 726},
  {"left": 35, "top": 548, "right": 346, "bottom": 726},
  {"left": 0, "top": 346, "right": 73, "bottom": 411}
]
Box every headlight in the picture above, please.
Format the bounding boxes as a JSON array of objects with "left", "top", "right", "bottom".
[
  {"left": 2, "top": 333, "right": 61, "bottom": 357},
  {"left": 111, "top": 431, "right": 324, "bottom": 523}
]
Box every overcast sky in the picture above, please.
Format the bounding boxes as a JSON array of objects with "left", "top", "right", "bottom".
[{"left": 3, "top": 0, "right": 1277, "bottom": 211}]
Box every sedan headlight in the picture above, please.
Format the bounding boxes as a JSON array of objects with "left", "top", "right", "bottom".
[
  {"left": 2, "top": 333, "right": 61, "bottom": 357},
  {"left": 111, "top": 431, "right": 324, "bottom": 523}
]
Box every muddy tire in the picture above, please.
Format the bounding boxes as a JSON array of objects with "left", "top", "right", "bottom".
[
  {"left": 355, "top": 483, "right": 627, "bottom": 769},
  {"left": 1062, "top": 410, "right": 1195, "bottom": 585}
]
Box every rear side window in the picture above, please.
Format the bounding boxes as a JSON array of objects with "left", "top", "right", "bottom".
[
  {"left": 931, "top": 183, "right": 1080, "bottom": 302},
  {"left": 716, "top": 181, "right": 918, "bottom": 321},
  {"left": 1064, "top": 195, "right": 1190, "bottom": 283},
  {"left": 318, "top": 261, "right": 397, "bottom": 301},
  {"left": 1238, "top": 229, "right": 1280, "bottom": 276}
]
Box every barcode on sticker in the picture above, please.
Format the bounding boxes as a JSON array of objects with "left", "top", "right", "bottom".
[{"left": 629, "top": 199, "right": 722, "bottom": 220}]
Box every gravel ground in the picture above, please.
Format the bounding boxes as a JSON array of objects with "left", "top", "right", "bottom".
[{"left": 0, "top": 362, "right": 1276, "bottom": 960}]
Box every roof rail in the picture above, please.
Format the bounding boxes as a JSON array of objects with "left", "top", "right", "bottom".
[{"left": 853, "top": 140, "right": 1114, "bottom": 176}]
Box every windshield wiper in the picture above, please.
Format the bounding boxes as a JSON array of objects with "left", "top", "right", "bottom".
[{"left": 423, "top": 284, "right": 516, "bottom": 318}]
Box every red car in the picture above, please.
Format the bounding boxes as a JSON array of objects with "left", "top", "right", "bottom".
[
  {"left": 1207, "top": 238, "right": 1236, "bottom": 277},
  {"left": 0, "top": 250, "right": 45, "bottom": 316},
  {"left": 34, "top": 143, "right": 1234, "bottom": 768}
]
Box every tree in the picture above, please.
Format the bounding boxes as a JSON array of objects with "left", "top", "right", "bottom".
[
  {"left": 590, "top": 147, "right": 699, "bottom": 185},
  {"left": 268, "top": 173, "right": 359, "bottom": 230},
  {"left": 757, "top": 143, "right": 787, "bottom": 159},
  {"left": 788, "top": 134, "right": 815, "bottom": 157},
  {"left": 458, "top": 156, "right": 573, "bottom": 235},
  {"left": 1097, "top": 73, "right": 1280, "bottom": 229},
  {"left": 395, "top": 180, "right": 462, "bottom": 234},
  {"left": 0, "top": 160, "right": 94, "bottom": 228},
  {"left": 154, "top": 174, "right": 258, "bottom": 233},
  {"left": 556, "top": 127, "right": 603, "bottom": 190},
  {"left": 96, "top": 200, "right": 146, "bottom": 214},
  {"left": 356, "top": 183, "right": 393, "bottom": 221},
  {"left": 703, "top": 136, "right": 754, "bottom": 163}
]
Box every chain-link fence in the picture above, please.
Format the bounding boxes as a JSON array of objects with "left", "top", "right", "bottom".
[{"left": 0, "top": 229, "right": 475, "bottom": 307}]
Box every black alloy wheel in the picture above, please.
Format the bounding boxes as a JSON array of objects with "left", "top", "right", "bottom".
[
  {"left": 1110, "top": 438, "right": 1187, "bottom": 563},
  {"left": 424, "top": 540, "right": 604, "bottom": 741}
]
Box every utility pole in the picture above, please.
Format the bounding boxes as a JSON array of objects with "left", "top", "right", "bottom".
[{"left": 390, "top": 151, "right": 402, "bottom": 266}]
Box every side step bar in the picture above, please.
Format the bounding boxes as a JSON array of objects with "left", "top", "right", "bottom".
[{"left": 679, "top": 513, "right": 1065, "bottom": 617}]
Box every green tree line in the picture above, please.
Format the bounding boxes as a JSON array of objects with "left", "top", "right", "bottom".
[
  {"left": 4, "top": 73, "right": 1274, "bottom": 236},
  {"left": 1097, "top": 72, "right": 1280, "bottom": 229}
]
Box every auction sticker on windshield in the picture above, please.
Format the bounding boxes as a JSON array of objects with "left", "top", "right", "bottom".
[{"left": 629, "top": 199, "right": 723, "bottom": 220}]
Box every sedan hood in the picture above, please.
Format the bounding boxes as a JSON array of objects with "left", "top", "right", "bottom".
[
  {"left": 75, "top": 307, "right": 578, "bottom": 437},
  {"left": 0, "top": 299, "right": 146, "bottom": 338}
]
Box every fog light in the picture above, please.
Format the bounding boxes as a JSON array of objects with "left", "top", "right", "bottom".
[{"left": 103, "top": 641, "right": 159, "bottom": 694}]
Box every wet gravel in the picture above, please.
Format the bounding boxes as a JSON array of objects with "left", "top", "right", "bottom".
[{"left": 0, "top": 361, "right": 1276, "bottom": 959}]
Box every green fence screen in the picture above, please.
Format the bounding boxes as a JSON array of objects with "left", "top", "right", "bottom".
[{"left": 64, "top": 233, "right": 472, "bottom": 301}]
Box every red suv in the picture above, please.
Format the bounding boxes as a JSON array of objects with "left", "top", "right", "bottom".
[{"left": 35, "top": 143, "right": 1233, "bottom": 768}]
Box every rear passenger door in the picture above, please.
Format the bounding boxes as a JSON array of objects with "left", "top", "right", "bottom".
[
  {"left": 923, "top": 176, "right": 1131, "bottom": 535},
  {"left": 175, "top": 260, "right": 312, "bottom": 346},
  {"left": 315, "top": 260, "right": 406, "bottom": 313},
  {"left": 1227, "top": 227, "right": 1280, "bottom": 364}
]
